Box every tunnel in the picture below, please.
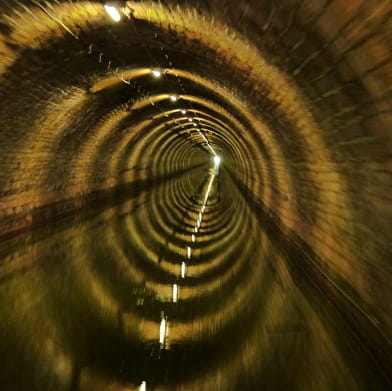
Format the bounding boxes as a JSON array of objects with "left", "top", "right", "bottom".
[{"left": 0, "top": 0, "right": 391, "bottom": 390}]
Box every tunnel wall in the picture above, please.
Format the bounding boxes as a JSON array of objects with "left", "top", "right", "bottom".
[{"left": 0, "top": 0, "right": 391, "bottom": 390}]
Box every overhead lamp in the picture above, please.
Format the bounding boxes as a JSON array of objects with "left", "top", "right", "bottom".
[
  {"left": 152, "top": 69, "right": 162, "bottom": 78},
  {"left": 181, "top": 110, "right": 187, "bottom": 114},
  {"left": 188, "top": 118, "right": 193, "bottom": 122},
  {"left": 193, "top": 122, "right": 197, "bottom": 126},
  {"left": 170, "top": 95, "right": 178, "bottom": 101},
  {"left": 104, "top": 4, "right": 121, "bottom": 22}
]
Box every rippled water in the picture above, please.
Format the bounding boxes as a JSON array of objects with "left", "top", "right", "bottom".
[
  {"left": 0, "top": 162, "right": 389, "bottom": 390},
  {"left": 0, "top": 0, "right": 391, "bottom": 390}
]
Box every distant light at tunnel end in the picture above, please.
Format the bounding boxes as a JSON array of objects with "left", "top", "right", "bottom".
[
  {"left": 104, "top": 5, "right": 121, "bottom": 22},
  {"left": 214, "top": 156, "right": 221, "bottom": 166}
]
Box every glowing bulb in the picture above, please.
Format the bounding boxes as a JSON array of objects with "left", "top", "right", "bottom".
[
  {"left": 188, "top": 118, "right": 193, "bottom": 122},
  {"left": 193, "top": 122, "right": 197, "bottom": 126},
  {"left": 191, "top": 234, "right": 195, "bottom": 243},
  {"left": 152, "top": 69, "right": 162, "bottom": 78},
  {"left": 181, "top": 110, "right": 186, "bottom": 114},
  {"left": 170, "top": 95, "right": 178, "bottom": 101},
  {"left": 104, "top": 5, "right": 121, "bottom": 22}
]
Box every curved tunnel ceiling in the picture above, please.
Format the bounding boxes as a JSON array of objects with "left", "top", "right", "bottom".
[{"left": 0, "top": 1, "right": 391, "bottom": 390}]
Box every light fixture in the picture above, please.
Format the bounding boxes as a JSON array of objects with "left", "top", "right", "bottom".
[
  {"left": 214, "top": 155, "right": 221, "bottom": 166},
  {"left": 181, "top": 110, "right": 186, "bottom": 114},
  {"left": 104, "top": 4, "right": 121, "bottom": 22},
  {"left": 152, "top": 69, "right": 162, "bottom": 78},
  {"left": 188, "top": 118, "right": 193, "bottom": 122},
  {"left": 139, "top": 381, "right": 147, "bottom": 391},
  {"left": 193, "top": 122, "right": 197, "bottom": 126},
  {"left": 170, "top": 95, "right": 178, "bottom": 101}
]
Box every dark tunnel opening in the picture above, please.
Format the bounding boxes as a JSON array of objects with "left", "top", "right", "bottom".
[{"left": 0, "top": 1, "right": 391, "bottom": 390}]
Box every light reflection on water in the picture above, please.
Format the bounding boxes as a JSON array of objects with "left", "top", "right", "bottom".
[{"left": 0, "top": 167, "right": 388, "bottom": 391}]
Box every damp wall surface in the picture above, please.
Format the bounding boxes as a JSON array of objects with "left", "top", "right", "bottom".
[{"left": 0, "top": 1, "right": 391, "bottom": 390}]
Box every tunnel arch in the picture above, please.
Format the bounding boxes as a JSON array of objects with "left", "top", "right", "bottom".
[{"left": 0, "top": 1, "right": 391, "bottom": 390}]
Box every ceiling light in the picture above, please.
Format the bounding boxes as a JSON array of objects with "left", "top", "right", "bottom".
[
  {"left": 152, "top": 69, "right": 162, "bottom": 78},
  {"left": 104, "top": 5, "right": 121, "bottom": 22},
  {"left": 170, "top": 95, "right": 178, "bottom": 101},
  {"left": 181, "top": 110, "right": 186, "bottom": 114}
]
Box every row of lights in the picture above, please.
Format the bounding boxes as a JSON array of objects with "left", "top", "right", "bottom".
[
  {"left": 175, "top": 156, "right": 220, "bottom": 293},
  {"left": 154, "top": 49, "right": 221, "bottom": 351},
  {"left": 152, "top": 68, "right": 217, "bottom": 153},
  {"left": 40, "top": 5, "right": 220, "bottom": 391},
  {"left": 105, "top": 3, "right": 218, "bottom": 157},
  {"left": 159, "top": 155, "right": 221, "bottom": 358},
  {"left": 104, "top": 5, "right": 165, "bottom": 390},
  {"left": 104, "top": 5, "right": 221, "bottom": 391},
  {"left": 152, "top": 69, "right": 178, "bottom": 101}
]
